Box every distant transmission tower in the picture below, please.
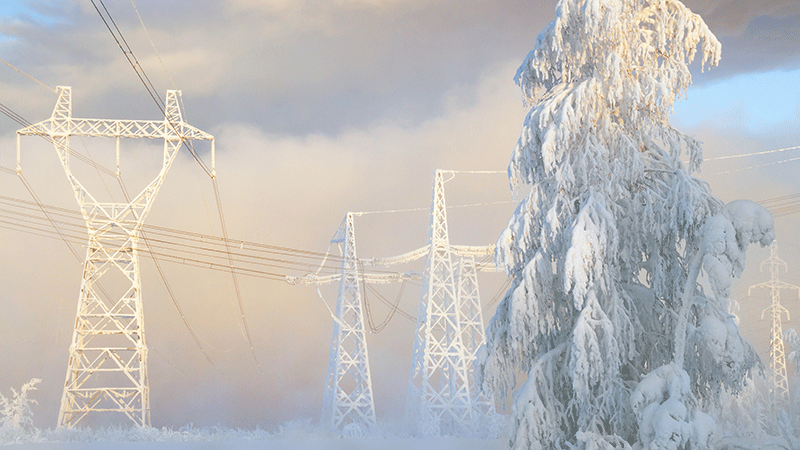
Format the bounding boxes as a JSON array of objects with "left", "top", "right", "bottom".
[
  {"left": 17, "top": 86, "right": 214, "bottom": 428},
  {"left": 406, "top": 169, "right": 474, "bottom": 435},
  {"left": 749, "top": 240, "right": 800, "bottom": 410},
  {"left": 320, "top": 212, "right": 377, "bottom": 434}
]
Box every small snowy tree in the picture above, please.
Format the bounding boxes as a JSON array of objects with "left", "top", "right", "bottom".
[
  {"left": 0, "top": 378, "right": 40, "bottom": 443},
  {"left": 478, "top": 0, "right": 772, "bottom": 448}
]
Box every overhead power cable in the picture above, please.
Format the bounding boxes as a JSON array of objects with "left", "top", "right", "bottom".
[
  {"left": 90, "top": 0, "right": 266, "bottom": 371},
  {"left": 212, "top": 178, "right": 265, "bottom": 374},
  {"left": 129, "top": 0, "right": 178, "bottom": 90},
  {"left": 0, "top": 195, "right": 349, "bottom": 276},
  {"left": 710, "top": 154, "right": 800, "bottom": 175},
  {"left": 0, "top": 57, "right": 56, "bottom": 93},
  {"left": 704, "top": 145, "right": 800, "bottom": 162}
]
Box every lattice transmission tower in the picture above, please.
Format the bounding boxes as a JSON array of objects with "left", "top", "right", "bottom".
[
  {"left": 17, "top": 86, "right": 214, "bottom": 428},
  {"left": 749, "top": 240, "right": 800, "bottom": 410},
  {"left": 319, "top": 212, "right": 377, "bottom": 434},
  {"left": 406, "top": 169, "right": 495, "bottom": 435},
  {"left": 287, "top": 212, "right": 418, "bottom": 434}
]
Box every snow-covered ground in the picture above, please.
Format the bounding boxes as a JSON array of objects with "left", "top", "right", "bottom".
[
  {"left": 5, "top": 438, "right": 506, "bottom": 450},
  {"left": 0, "top": 425, "right": 507, "bottom": 450},
  {"left": 1, "top": 429, "right": 796, "bottom": 450}
]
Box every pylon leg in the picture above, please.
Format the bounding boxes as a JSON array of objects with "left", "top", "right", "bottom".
[{"left": 58, "top": 233, "right": 149, "bottom": 428}]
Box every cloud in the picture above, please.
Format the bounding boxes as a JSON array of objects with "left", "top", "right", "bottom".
[
  {"left": 2, "top": 0, "right": 798, "bottom": 135},
  {"left": 683, "top": 0, "right": 799, "bottom": 36},
  {"left": 2, "top": 0, "right": 551, "bottom": 135}
]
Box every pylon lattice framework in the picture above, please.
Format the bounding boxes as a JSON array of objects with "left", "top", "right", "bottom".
[
  {"left": 406, "top": 169, "right": 495, "bottom": 435},
  {"left": 17, "top": 86, "right": 214, "bottom": 428},
  {"left": 748, "top": 240, "right": 800, "bottom": 410},
  {"left": 320, "top": 212, "right": 377, "bottom": 433}
]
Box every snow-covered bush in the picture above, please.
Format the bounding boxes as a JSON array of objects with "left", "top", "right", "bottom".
[
  {"left": 631, "top": 363, "right": 714, "bottom": 450},
  {"left": 0, "top": 378, "right": 40, "bottom": 443},
  {"left": 478, "top": 0, "right": 770, "bottom": 448},
  {"left": 786, "top": 328, "right": 800, "bottom": 436},
  {"left": 711, "top": 372, "right": 770, "bottom": 441}
]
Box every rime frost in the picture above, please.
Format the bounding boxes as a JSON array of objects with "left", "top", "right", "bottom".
[{"left": 479, "top": 0, "right": 770, "bottom": 448}]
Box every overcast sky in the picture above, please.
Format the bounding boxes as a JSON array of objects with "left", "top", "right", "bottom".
[{"left": 1, "top": 0, "right": 799, "bottom": 431}]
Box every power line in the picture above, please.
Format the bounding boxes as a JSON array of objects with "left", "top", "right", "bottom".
[
  {"left": 704, "top": 145, "right": 800, "bottom": 162},
  {"left": 129, "top": 0, "right": 178, "bottom": 90},
  {"left": 0, "top": 57, "right": 56, "bottom": 93},
  {"left": 212, "top": 178, "right": 264, "bottom": 374},
  {"left": 0, "top": 192, "right": 434, "bottom": 280},
  {"left": 89, "top": 0, "right": 267, "bottom": 373},
  {"left": 710, "top": 154, "right": 800, "bottom": 175}
]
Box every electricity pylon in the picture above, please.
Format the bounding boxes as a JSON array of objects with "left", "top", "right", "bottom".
[
  {"left": 320, "top": 212, "right": 377, "bottom": 434},
  {"left": 17, "top": 86, "right": 213, "bottom": 428},
  {"left": 288, "top": 214, "right": 423, "bottom": 435},
  {"left": 749, "top": 240, "right": 800, "bottom": 410},
  {"left": 406, "top": 170, "right": 474, "bottom": 435}
]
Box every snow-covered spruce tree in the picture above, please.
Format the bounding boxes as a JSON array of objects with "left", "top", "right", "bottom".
[{"left": 478, "top": 0, "right": 772, "bottom": 448}]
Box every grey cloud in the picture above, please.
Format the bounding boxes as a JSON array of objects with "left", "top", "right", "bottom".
[
  {"left": 5, "top": 0, "right": 798, "bottom": 135},
  {"left": 682, "top": 0, "right": 800, "bottom": 36},
  {"left": 1, "top": 0, "right": 553, "bottom": 135}
]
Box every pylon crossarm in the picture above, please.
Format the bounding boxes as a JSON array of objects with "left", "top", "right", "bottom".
[
  {"left": 761, "top": 304, "right": 791, "bottom": 320},
  {"left": 17, "top": 118, "right": 213, "bottom": 141},
  {"left": 367, "top": 246, "right": 430, "bottom": 266},
  {"left": 450, "top": 245, "right": 494, "bottom": 258},
  {"left": 362, "top": 272, "right": 422, "bottom": 284},
  {"left": 772, "top": 281, "right": 800, "bottom": 292},
  {"left": 286, "top": 273, "right": 342, "bottom": 285}
]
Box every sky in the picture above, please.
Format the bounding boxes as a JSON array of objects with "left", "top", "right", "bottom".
[{"left": 0, "top": 0, "right": 799, "bottom": 432}]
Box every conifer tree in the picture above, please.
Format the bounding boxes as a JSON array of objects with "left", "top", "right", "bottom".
[{"left": 479, "top": 0, "right": 773, "bottom": 448}]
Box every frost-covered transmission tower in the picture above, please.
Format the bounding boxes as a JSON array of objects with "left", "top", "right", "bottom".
[
  {"left": 320, "top": 212, "right": 377, "bottom": 434},
  {"left": 406, "top": 169, "right": 495, "bottom": 435},
  {"left": 749, "top": 240, "right": 800, "bottom": 410},
  {"left": 17, "top": 86, "right": 214, "bottom": 428},
  {"left": 287, "top": 212, "right": 417, "bottom": 434}
]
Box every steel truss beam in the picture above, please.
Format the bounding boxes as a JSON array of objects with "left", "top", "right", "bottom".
[{"left": 17, "top": 86, "right": 213, "bottom": 428}]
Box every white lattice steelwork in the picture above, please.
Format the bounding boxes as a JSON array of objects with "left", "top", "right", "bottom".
[
  {"left": 454, "top": 256, "right": 494, "bottom": 416},
  {"left": 320, "top": 212, "right": 377, "bottom": 434},
  {"left": 17, "top": 86, "right": 213, "bottom": 428},
  {"left": 749, "top": 241, "right": 800, "bottom": 410},
  {"left": 406, "top": 170, "right": 473, "bottom": 435}
]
